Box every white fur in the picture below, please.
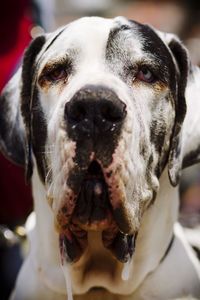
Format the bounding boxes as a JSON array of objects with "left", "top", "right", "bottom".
[{"left": 8, "top": 17, "right": 200, "bottom": 299}]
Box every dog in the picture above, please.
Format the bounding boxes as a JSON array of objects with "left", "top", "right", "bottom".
[{"left": 0, "top": 16, "right": 200, "bottom": 300}]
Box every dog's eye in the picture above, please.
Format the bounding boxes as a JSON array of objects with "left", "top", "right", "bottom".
[
  {"left": 137, "top": 67, "right": 155, "bottom": 83},
  {"left": 47, "top": 68, "right": 67, "bottom": 81}
]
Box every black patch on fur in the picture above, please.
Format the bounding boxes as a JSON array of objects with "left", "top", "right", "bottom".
[
  {"left": 106, "top": 20, "right": 177, "bottom": 89},
  {"left": 168, "top": 39, "right": 188, "bottom": 125},
  {"left": 107, "top": 19, "right": 188, "bottom": 186},
  {"left": 67, "top": 139, "right": 93, "bottom": 193},
  {"left": 182, "top": 144, "right": 200, "bottom": 168},
  {"left": 132, "top": 21, "right": 177, "bottom": 93},
  {"left": 21, "top": 35, "right": 46, "bottom": 181},
  {"left": 21, "top": 27, "right": 68, "bottom": 182},
  {"left": 112, "top": 206, "right": 136, "bottom": 235},
  {"left": 149, "top": 118, "right": 170, "bottom": 178},
  {"left": 167, "top": 39, "right": 188, "bottom": 186},
  {"left": 31, "top": 88, "right": 48, "bottom": 182},
  {"left": 105, "top": 20, "right": 186, "bottom": 186},
  {"left": 0, "top": 35, "right": 46, "bottom": 170},
  {"left": 0, "top": 93, "right": 25, "bottom": 166},
  {"left": 150, "top": 120, "right": 167, "bottom": 154}
]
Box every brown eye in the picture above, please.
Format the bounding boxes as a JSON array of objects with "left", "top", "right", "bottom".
[
  {"left": 137, "top": 67, "right": 155, "bottom": 83},
  {"left": 47, "top": 68, "right": 67, "bottom": 81}
]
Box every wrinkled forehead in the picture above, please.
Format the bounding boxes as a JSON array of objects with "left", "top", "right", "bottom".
[
  {"left": 39, "top": 17, "right": 145, "bottom": 65},
  {"left": 38, "top": 16, "right": 173, "bottom": 74}
]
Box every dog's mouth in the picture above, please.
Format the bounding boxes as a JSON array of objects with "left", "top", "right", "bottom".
[
  {"left": 59, "top": 160, "right": 136, "bottom": 264},
  {"left": 73, "top": 161, "right": 112, "bottom": 229}
]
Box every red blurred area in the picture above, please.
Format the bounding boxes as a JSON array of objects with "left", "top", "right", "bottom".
[
  {"left": 0, "top": 1, "right": 33, "bottom": 90},
  {"left": 0, "top": 0, "right": 33, "bottom": 225}
]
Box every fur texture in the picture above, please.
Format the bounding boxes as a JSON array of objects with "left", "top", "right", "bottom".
[{"left": 0, "top": 17, "right": 200, "bottom": 300}]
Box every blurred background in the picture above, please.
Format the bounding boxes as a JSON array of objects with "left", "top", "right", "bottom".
[{"left": 0, "top": 1, "right": 200, "bottom": 299}]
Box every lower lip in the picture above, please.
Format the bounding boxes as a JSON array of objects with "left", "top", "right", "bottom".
[
  {"left": 73, "top": 176, "right": 111, "bottom": 225},
  {"left": 71, "top": 213, "right": 114, "bottom": 231}
]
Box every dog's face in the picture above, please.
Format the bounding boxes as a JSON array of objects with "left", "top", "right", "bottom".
[{"left": 0, "top": 16, "right": 189, "bottom": 292}]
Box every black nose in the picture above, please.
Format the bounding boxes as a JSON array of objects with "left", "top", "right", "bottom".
[{"left": 65, "top": 85, "right": 126, "bottom": 140}]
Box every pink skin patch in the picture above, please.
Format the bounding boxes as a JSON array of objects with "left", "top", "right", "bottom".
[
  {"left": 57, "top": 189, "right": 88, "bottom": 262},
  {"left": 106, "top": 175, "right": 126, "bottom": 210},
  {"left": 56, "top": 189, "right": 77, "bottom": 233}
]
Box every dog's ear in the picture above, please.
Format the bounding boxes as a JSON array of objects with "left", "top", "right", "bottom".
[
  {"left": 0, "top": 68, "right": 25, "bottom": 166},
  {"left": 0, "top": 35, "right": 46, "bottom": 181},
  {"left": 166, "top": 35, "right": 189, "bottom": 186}
]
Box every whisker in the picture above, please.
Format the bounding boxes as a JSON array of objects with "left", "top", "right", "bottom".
[{"left": 45, "top": 166, "right": 53, "bottom": 185}]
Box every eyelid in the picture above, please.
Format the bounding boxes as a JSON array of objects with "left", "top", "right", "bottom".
[
  {"left": 138, "top": 63, "right": 154, "bottom": 73},
  {"left": 49, "top": 63, "right": 70, "bottom": 75},
  {"left": 138, "top": 62, "right": 169, "bottom": 84},
  {"left": 46, "top": 66, "right": 65, "bottom": 76},
  {"left": 127, "top": 63, "right": 155, "bottom": 75},
  {"left": 38, "top": 60, "right": 72, "bottom": 84}
]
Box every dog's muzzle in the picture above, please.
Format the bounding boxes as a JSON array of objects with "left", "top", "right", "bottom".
[{"left": 59, "top": 86, "right": 136, "bottom": 264}]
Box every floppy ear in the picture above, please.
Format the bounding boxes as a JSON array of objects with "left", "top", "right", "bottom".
[
  {"left": 0, "top": 35, "right": 46, "bottom": 181},
  {"left": 0, "top": 68, "right": 25, "bottom": 166},
  {"left": 166, "top": 36, "right": 189, "bottom": 186}
]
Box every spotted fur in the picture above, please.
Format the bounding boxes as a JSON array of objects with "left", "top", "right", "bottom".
[{"left": 0, "top": 16, "right": 200, "bottom": 300}]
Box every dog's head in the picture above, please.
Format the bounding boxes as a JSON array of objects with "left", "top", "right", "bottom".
[{"left": 0, "top": 17, "right": 189, "bottom": 267}]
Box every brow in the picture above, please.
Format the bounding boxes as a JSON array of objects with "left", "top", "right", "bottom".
[{"left": 39, "top": 55, "right": 73, "bottom": 78}]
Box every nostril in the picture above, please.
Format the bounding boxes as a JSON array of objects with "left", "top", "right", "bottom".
[
  {"left": 100, "top": 101, "right": 126, "bottom": 123},
  {"left": 65, "top": 87, "right": 127, "bottom": 139},
  {"left": 65, "top": 101, "right": 87, "bottom": 123}
]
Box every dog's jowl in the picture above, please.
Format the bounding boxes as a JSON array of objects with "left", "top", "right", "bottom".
[{"left": 0, "top": 17, "right": 200, "bottom": 300}]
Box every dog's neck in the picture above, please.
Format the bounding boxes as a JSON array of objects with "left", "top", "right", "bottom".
[
  {"left": 129, "top": 169, "right": 179, "bottom": 291},
  {"left": 31, "top": 170, "right": 65, "bottom": 294},
  {"left": 30, "top": 167, "right": 179, "bottom": 296}
]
